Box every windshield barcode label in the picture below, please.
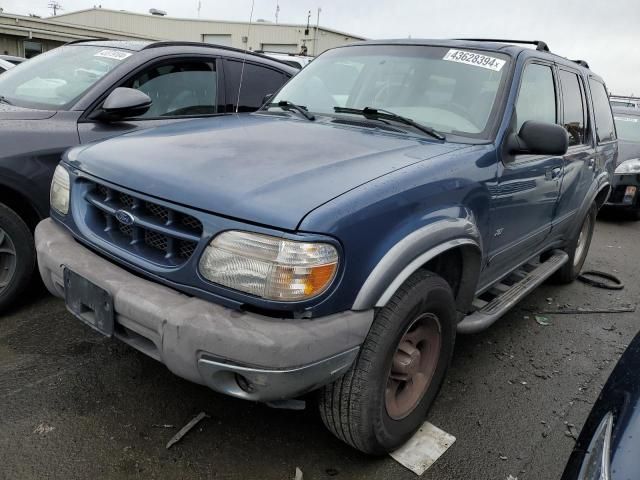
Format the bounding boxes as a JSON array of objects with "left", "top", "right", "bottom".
[
  {"left": 94, "top": 50, "right": 133, "bottom": 61},
  {"left": 443, "top": 49, "right": 506, "bottom": 72}
]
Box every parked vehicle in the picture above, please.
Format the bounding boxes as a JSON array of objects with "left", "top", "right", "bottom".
[
  {"left": 257, "top": 50, "right": 313, "bottom": 69},
  {"left": 0, "top": 58, "right": 13, "bottom": 73},
  {"left": 610, "top": 95, "right": 640, "bottom": 109},
  {"left": 562, "top": 331, "right": 640, "bottom": 480},
  {"left": 0, "top": 54, "right": 26, "bottom": 66},
  {"left": 35, "top": 39, "right": 615, "bottom": 454},
  {"left": 603, "top": 107, "right": 640, "bottom": 218},
  {"left": 0, "top": 40, "right": 296, "bottom": 312}
]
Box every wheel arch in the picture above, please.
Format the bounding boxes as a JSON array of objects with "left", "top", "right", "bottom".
[
  {"left": 0, "top": 183, "right": 44, "bottom": 231},
  {"left": 352, "top": 218, "right": 483, "bottom": 315}
]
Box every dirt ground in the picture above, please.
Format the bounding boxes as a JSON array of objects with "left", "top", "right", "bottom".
[{"left": 1, "top": 213, "right": 638, "bottom": 480}]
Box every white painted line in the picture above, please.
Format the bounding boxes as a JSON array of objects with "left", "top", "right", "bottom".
[{"left": 389, "top": 421, "right": 456, "bottom": 476}]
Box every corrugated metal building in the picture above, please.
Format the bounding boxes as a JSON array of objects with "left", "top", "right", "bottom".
[
  {"left": 54, "top": 8, "right": 364, "bottom": 55},
  {"left": 0, "top": 12, "right": 154, "bottom": 58},
  {"left": 0, "top": 8, "right": 364, "bottom": 59}
]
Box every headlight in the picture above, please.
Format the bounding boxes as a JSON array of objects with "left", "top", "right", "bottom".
[
  {"left": 578, "top": 411, "right": 613, "bottom": 480},
  {"left": 615, "top": 158, "right": 640, "bottom": 174},
  {"left": 199, "top": 231, "right": 339, "bottom": 301},
  {"left": 50, "top": 165, "right": 70, "bottom": 215}
]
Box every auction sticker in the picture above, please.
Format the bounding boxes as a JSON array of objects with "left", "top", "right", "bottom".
[
  {"left": 615, "top": 116, "right": 638, "bottom": 122},
  {"left": 94, "top": 49, "right": 133, "bottom": 61},
  {"left": 443, "top": 49, "right": 506, "bottom": 72}
]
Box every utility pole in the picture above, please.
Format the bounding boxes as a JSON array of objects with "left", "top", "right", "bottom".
[
  {"left": 275, "top": 1, "right": 280, "bottom": 24},
  {"left": 48, "top": 1, "right": 63, "bottom": 15},
  {"left": 197, "top": 0, "right": 201, "bottom": 18},
  {"left": 313, "top": 7, "right": 321, "bottom": 56}
]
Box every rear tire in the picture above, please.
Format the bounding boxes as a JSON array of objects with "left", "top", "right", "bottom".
[
  {"left": 552, "top": 204, "right": 596, "bottom": 284},
  {"left": 0, "top": 203, "right": 35, "bottom": 313},
  {"left": 318, "top": 270, "right": 456, "bottom": 454}
]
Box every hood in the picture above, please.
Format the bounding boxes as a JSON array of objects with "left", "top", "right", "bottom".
[
  {"left": 68, "top": 114, "right": 465, "bottom": 229},
  {"left": 617, "top": 139, "right": 640, "bottom": 165},
  {"left": 0, "top": 102, "right": 56, "bottom": 120}
]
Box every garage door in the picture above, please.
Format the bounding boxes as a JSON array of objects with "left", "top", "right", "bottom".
[
  {"left": 261, "top": 43, "right": 298, "bottom": 53},
  {"left": 203, "top": 34, "right": 233, "bottom": 47}
]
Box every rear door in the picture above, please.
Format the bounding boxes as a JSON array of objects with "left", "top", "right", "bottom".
[
  {"left": 78, "top": 55, "right": 224, "bottom": 143},
  {"left": 552, "top": 68, "right": 595, "bottom": 237}
]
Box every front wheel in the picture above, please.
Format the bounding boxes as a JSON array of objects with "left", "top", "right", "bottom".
[
  {"left": 0, "top": 203, "right": 35, "bottom": 313},
  {"left": 318, "top": 270, "right": 456, "bottom": 454},
  {"left": 552, "top": 204, "right": 596, "bottom": 284}
]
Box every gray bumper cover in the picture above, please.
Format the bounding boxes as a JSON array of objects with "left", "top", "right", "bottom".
[{"left": 36, "top": 219, "right": 374, "bottom": 402}]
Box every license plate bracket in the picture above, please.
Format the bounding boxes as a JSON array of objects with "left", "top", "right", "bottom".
[{"left": 64, "top": 268, "right": 114, "bottom": 337}]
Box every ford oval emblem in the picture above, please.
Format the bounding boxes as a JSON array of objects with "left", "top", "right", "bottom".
[{"left": 115, "top": 209, "right": 135, "bottom": 226}]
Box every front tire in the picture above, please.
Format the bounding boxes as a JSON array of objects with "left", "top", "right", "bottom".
[
  {"left": 318, "top": 270, "right": 456, "bottom": 454},
  {"left": 552, "top": 204, "right": 596, "bottom": 284},
  {"left": 0, "top": 203, "right": 35, "bottom": 313}
]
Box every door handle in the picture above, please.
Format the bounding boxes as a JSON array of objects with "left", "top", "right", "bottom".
[{"left": 545, "top": 167, "right": 562, "bottom": 180}]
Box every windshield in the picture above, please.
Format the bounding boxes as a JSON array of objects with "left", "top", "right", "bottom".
[
  {"left": 270, "top": 45, "right": 510, "bottom": 137},
  {"left": 0, "top": 45, "right": 134, "bottom": 110},
  {"left": 614, "top": 114, "right": 640, "bottom": 142}
]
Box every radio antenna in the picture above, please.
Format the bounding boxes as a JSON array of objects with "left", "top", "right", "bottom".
[{"left": 235, "top": 0, "right": 256, "bottom": 114}]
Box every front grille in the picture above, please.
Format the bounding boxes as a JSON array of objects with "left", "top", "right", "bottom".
[{"left": 84, "top": 181, "right": 203, "bottom": 266}]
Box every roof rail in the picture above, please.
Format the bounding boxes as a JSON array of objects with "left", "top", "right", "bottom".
[
  {"left": 456, "top": 38, "right": 550, "bottom": 52},
  {"left": 64, "top": 37, "right": 111, "bottom": 45},
  {"left": 571, "top": 59, "right": 590, "bottom": 69},
  {"left": 141, "top": 41, "right": 298, "bottom": 68}
]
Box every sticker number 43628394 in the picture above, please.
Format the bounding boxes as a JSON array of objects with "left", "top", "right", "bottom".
[{"left": 443, "top": 49, "right": 506, "bottom": 72}]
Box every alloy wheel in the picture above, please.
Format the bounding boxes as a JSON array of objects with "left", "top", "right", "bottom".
[
  {"left": 385, "top": 312, "right": 442, "bottom": 420},
  {"left": 0, "top": 227, "right": 17, "bottom": 294}
]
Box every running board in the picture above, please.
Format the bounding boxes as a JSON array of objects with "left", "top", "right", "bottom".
[{"left": 457, "top": 250, "right": 569, "bottom": 334}]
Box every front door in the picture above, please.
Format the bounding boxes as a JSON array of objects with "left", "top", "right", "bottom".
[
  {"left": 486, "top": 61, "right": 563, "bottom": 281},
  {"left": 78, "top": 57, "right": 223, "bottom": 144}
]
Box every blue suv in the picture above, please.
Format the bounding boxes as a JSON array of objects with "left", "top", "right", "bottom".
[{"left": 35, "top": 39, "right": 616, "bottom": 454}]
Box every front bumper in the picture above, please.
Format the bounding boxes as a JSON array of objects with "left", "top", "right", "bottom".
[
  {"left": 36, "top": 219, "right": 374, "bottom": 402},
  {"left": 605, "top": 174, "right": 640, "bottom": 208}
]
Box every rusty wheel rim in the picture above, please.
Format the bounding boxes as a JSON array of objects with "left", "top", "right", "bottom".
[{"left": 385, "top": 312, "right": 442, "bottom": 420}]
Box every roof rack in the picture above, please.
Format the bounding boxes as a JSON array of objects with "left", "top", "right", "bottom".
[
  {"left": 571, "top": 59, "right": 590, "bottom": 69},
  {"left": 456, "top": 38, "right": 550, "bottom": 52},
  {"left": 64, "top": 37, "right": 111, "bottom": 45}
]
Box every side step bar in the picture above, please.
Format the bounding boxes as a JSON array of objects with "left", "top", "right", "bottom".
[{"left": 457, "top": 250, "right": 569, "bottom": 334}]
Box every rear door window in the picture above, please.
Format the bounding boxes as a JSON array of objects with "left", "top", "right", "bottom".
[
  {"left": 224, "top": 60, "right": 289, "bottom": 112},
  {"left": 589, "top": 79, "right": 616, "bottom": 143},
  {"left": 515, "top": 63, "right": 557, "bottom": 131},
  {"left": 559, "top": 70, "right": 587, "bottom": 146}
]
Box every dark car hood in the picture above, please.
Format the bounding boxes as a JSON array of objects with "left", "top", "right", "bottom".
[
  {"left": 617, "top": 139, "right": 640, "bottom": 165},
  {"left": 68, "top": 114, "right": 465, "bottom": 229},
  {"left": 0, "top": 102, "right": 57, "bottom": 120}
]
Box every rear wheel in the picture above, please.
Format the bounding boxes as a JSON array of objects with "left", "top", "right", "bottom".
[
  {"left": 0, "top": 203, "right": 35, "bottom": 313},
  {"left": 318, "top": 270, "right": 456, "bottom": 454},
  {"left": 552, "top": 204, "right": 596, "bottom": 284}
]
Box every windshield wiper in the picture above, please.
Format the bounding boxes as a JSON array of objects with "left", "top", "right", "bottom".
[
  {"left": 265, "top": 101, "right": 315, "bottom": 121},
  {"left": 334, "top": 107, "right": 445, "bottom": 140},
  {"left": 0, "top": 95, "right": 13, "bottom": 106}
]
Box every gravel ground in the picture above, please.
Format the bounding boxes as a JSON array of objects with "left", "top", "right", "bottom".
[{"left": 1, "top": 213, "right": 638, "bottom": 480}]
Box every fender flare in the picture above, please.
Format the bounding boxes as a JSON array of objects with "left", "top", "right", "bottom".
[{"left": 352, "top": 217, "right": 483, "bottom": 313}]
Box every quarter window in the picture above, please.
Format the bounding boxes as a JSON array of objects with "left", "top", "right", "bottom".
[
  {"left": 559, "top": 70, "right": 587, "bottom": 146},
  {"left": 589, "top": 79, "right": 616, "bottom": 143},
  {"left": 516, "top": 64, "right": 556, "bottom": 131},
  {"left": 124, "top": 60, "right": 218, "bottom": 118}
]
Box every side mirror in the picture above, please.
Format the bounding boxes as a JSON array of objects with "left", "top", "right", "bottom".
[
  {"left": 262, "top": 93, "right": 273, "bottom": 106},
  {"left": 507, "top": 121, "right": 569, "bottom": 156},
  {"left": 93, "top": 87, "right": 152, "bottom": 122}
]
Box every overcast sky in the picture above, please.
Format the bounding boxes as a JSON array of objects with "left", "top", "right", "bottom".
[{"left": 3, "top": 0, "right": 638, "bottom": 94}]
